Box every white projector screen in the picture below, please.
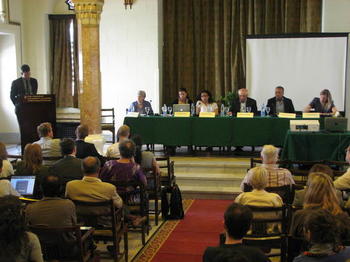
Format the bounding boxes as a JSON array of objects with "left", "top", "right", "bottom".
[{"left": 246, "top": 34, "right": 348, "bottom": 112}]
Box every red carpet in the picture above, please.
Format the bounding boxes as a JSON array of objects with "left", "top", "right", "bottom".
[{"left": 134, "top": 199, "right": 231, "bottom": 262}]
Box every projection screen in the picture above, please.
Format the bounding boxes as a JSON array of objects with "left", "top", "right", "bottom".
[{"left": 246, "top": 33, "right": 348, "bottom": 112}]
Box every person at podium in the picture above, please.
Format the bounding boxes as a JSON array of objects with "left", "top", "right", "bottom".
[
  {"left": 266, "top": 86, "right": 295, "bottom": 116},
  {"left": 304, "top": 89, "right": 338, "bottom": 115},
  {"left": 10, "top": 64, "right": 38, "bottom": 109}
]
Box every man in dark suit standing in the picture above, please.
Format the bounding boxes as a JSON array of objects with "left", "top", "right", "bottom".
[
  {"left": 267, "top": 86, "right": 295, "bottom": 116},
  {"left": 230, "top": 88, "right": 258, "bottom": 116},
  {"left": 75, "top": 125, "right": 105, "bottom": 166}
]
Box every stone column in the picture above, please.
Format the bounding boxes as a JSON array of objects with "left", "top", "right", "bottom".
[{"left": 72, "top": 0, "right": 104, "bottom": 134}]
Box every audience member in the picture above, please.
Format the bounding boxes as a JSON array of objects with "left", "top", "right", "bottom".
[
  {"left": 304, "top": 89, "right": 338, "bottom": 115},
  {"left": 293, "top": 209, "right": 350, "bottom": 262},
  {"left": 101, "top": 140, "right": 147, "bottom": 188},
  {"left": 266, "top": 86, "right": 295, "bottom": 116},
  {"left": 15, "top": 144, "right": 50, "bottom": 198},
  {"left": 172, "top": 87, "right": 193, "bottom": 106},
  {"left": 230, "top": 88, "right": 258, "bottom": 116},
  {"left": 106, "top": 125, "right": 130, "bottom": 158},
  {"left": 33, "top": 122, "right": 61, "bottom": 165},
  {"left": 0, "top": 195, "right": 43, "bottom": 262},
  {"left": 203, "top": 203, "right": 269, "bottom": 262},
  {"left": 75, "top": 124, "right": 104, "bottom": 164},
  {"left": 50, "top": 138, "right": 83, "bottom": 185},
  {"left": 241, "top": 145, "right": 295, "bottom": 190},
  {"left": 0, "top": 159, "right": 20, "bottom": 197},
  {"left": 132, "top": 135, "right": 160, "bottom": 174},
  {"left": 293, "top": 164, "right": 343, "bottom": 208},
  {"left": 195, "top": 90, "right": 219, "bottom": 116},
  {"left": 334, "top": 146, "right": 350, "bottom": 190},
  {"left": 26, "top": 175, "right": 77, "bottom": 256},
  {"left": 128, "top": 90, "right": 154, "bottom": 115},
  {"left": 0, "top": 142, "right": 14, "bottom": 178}
]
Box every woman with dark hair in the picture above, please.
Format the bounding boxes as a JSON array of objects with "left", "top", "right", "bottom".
[
  {"left": 172, "top": 88, "right": 193, "bottom": 106},
  {"left": 132, "top": 135, "right": 160, "bottom": 175},
  {"left": 196, "top": 90, "right": 218, "bottom": 116},
  {"left": 304, "top": 89, "right": 338, "bottom": 115},
  {"left": 0, "top": 195, "right": 43, "bottom": 262}
]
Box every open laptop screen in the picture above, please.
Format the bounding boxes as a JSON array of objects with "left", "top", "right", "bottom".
[{"left": 11, "top": 176, "right": 36, "bottom": 196}]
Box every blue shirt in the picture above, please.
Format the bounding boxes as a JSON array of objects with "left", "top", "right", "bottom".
[{"left": 129, "top": 101, "right": 154, "bottom": 115}]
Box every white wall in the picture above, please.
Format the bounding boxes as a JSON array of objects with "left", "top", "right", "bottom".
[{"left": 100, "top": 0, "right": 162, "bottom": 127}]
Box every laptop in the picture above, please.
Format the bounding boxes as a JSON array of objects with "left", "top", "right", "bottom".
[
  {"left": 11, "top": 176, "right": 36, "bottom": 196},
  {"left": 173, "top": 104, "right": 190, "bottom": 113},
  {"left": 324, "top": 117, "right": 348, "bottom": 132}
]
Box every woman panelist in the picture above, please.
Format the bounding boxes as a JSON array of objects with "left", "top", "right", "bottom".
[
  {"left": 172, "top": 88, "right": 193, "bottom": 106},
  {"left": 195, "top": 90, "right": 218, "bottom": 116},
  {"left": 304, "top": 89, "right": 338, "bottom": 115},
  {"left": 129, "top": 90, "right": 154, "bottom": 115}
]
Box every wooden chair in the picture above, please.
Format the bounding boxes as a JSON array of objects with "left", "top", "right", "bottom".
[
  {"left": 101, "top": 108, "right": 115, "bottom": 143},
  {"left": 72, "top": 200, "right": 128, "bottom": 262},
  {"left": 28, "top": 225, "right": 97, "bottom": 262},
  {"left": 112, "top": 181, "right": 149, "bottom": 245},
  {"left": 156, "top": 156, "right": 176, "bottom": 187},
  {"left": 143, "top": 168, "right": 162, "bottom": 225},
  {"left": 243, "top": 205, "right": 289, "bottom": 262}
]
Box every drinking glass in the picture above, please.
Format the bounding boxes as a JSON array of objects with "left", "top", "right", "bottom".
[
  {"left": 162, "top": 106, "right": 167, "bottom": 116},
  {"left": 266, "top": 106, "right": 271, "bottom": 116},
  {"left": 167, "top": 106, "right": 173, "bottom": 116},
  {"left": 246, "top": 107, "right": 251, "bottom": 113},
  {"left": 145, "top": 107, "right": 150, "bottom": 116}
]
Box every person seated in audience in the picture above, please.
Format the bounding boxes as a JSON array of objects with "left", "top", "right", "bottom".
[
  {"left": 0, "top": 195, "right": 43, "bottom": 262},
  {"left": 236, "top": 166, "right": 283, "bottom": 207},
  {"left": 266, "top": 86, "right": 295, "bottom": 116},
  {"left": 33, "top": 122, "right": 61, "bottom": 165},
  {"left": 50, "top": 138, "right": 84, "bottom": 185},
  {"left": 101, "top": 140, "right": 147, "bottom": 188},
  {"left": 75, "top": 124, "right": 104, "bottom": 164},
  {"left": 334, "top": 146, "right": 350, "bottom": 190},
  {"left": 290, "top": 172, "right": 350, "bottom": 241},
  {"left": 15, "top": 144, "right": 51, "bottom": 198},
  {"left": 240, "top": 145, "right": 295, "bottom": 191},
  {"left": 230, "top": 88, "right": 258, "bottom": 116},
  {"left": 203, "top": 203, "right": 269, "bottom": 262},
  {"left": 0, "top": 160, "right": 20, "bottom": 197},
  {"left": 196, "top": 90, "right": 219, "bottom": 116},
  {"left": 128, "top": 90, "right": 154, "bottom": 115},
  {"left": 132, "top": 135, "right": 160, "bottom": 174},
  {"left": 172, "top": 87, "right": 193, "bottom": 106},
  {"left": 106, "top": 125, "right": 130, "bottom": 158},
  {"left": 304, "top": 89, "right": 338, "bottom": 115},
  {"left": 293, "top": 209, "right": 350, "bottom": 262},
  {"left": 0, "top": 142, "right": 14, "bottom": 178},
  {"left": 25, "top": 175, "right": 78, "bottom": 257},
  {"left": 293, "top": 164, "right": 343, "bottom": 208}
]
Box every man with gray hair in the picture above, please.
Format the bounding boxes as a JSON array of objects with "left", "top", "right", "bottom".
[
  {"left": 128, "top": 90, "right": 154, "bottom": 115},
  {"left": 266, "top": 86, "right": 295, "bottom": 116},
  {"left": 106, "top": 125, "right": 130, "bottom": 158},
  {"left": 240, "top": 145, "right": 294, "bottom": 190}
]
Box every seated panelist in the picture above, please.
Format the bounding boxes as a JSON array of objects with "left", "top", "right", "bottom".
[
  {"left": 304, "top": 89, "right": 338, "bottom": 115},
  {"left": 129, "top": 90, "right": 154, "bottom": 115},
  {"left": 230, "top": 88, "right": 257, "bottom": 116},
  {"left": 266, "top": 86, "right": 295, "bottom": 116},
  {"left": 196, "top": 90, "right": 218, "bottom": 116},
  {"left": 172, "top": 87, "right": 193, "bottom": 106}
]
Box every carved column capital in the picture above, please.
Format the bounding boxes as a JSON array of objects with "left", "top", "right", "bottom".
[{"left": 72, "top": 0, "right": 104, "bottom": 25}]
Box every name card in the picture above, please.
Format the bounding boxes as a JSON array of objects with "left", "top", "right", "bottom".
[
  {"left": 237, "top": 112, "right": 254, "bottom": 118},
  {"left": 278, "top": 113, "right": 296, "bottom": 119},
  {"left": 199, "top": 112, "right": 216, "bottom": 118},
  {"left": 302, "top": 112, "right": 320, "bottom": 118},
  {"left": 174, "top": 112, "right": 190, "bottom": 117},
  {"left": 127, "top": 112, "right": 139, "bottom": 118}
]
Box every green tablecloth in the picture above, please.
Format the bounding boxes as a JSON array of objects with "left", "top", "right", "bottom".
[
  {"left": 281, "top": 130, "right": 350, "bottom": 161},
  {"left": 124, "top": 116, "right": 324, "bottom": 147}
]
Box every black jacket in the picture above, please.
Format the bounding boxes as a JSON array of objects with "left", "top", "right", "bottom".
[
  {"left": 50, "top": 156, "right": 83, "bottom": 185},
  {"left": 230, "top": 97, "right": 258, "bottom": 116},
  {"left": 10, "top": 77, "right": 38, "bottom": 106},
  {"left": 266, "top": 96, "right": 295, "bottom": 116},
  {"left": 75, "top": 140, "right": 105, "bottom": 165}
]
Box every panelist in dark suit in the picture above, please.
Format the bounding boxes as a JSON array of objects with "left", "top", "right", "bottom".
[
  {"left": 75, "top": 125, "right": 105, "bottom": 166},
  {"left": 266, "top": 86, "right": 295, "bottom": 116},
  {"left": 230, "top": 88, "right": 258, "bottom": 116},
  {"left": 10, "top": 64, "right": 38, "bottom": 110}
]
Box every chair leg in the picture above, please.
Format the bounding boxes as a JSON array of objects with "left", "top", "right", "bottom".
[
  {"left": 124, "top": 231, "right": 128, "bottom": 262},
  {"left": 142, "top": 224, "right": 146, "bottom": 245},
  {"left": 155, "top": 196, "right": 159, "bottom": 226},
  {"left": 114, "top": 238, "right": 119, "bottom": 262}
]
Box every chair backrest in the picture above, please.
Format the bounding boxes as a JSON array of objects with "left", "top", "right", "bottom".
[
  {"left": 156, "top": 156, "right": 175, "bottom": 186},
  {"left": 101, "top": 108, "right": 115, "bottom": 124}
]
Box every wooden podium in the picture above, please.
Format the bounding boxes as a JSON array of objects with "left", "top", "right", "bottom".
[{"left": 17, "top": 95, "right": 56, "bottom": 153}]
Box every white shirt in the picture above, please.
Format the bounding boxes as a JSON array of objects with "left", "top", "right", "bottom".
[
  {"left": 196, "top": 101, "right": 218, "bottom": 113},
  {"left": 0, "top": 180, "right": 21, "bottom": 197},
  {"left": 334, "top": 168, "right": 350, "bottom": 190},
  {"left": 106, "top": 142, "right": 120, "bottom": 158},
  {"left": 0, "top": 160, "right": 14, "bottom": 178},
  {"left": 33, "top": 137, "right": 61, "bottom": 165}
]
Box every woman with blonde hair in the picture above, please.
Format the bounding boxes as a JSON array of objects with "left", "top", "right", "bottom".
[
  {"left": 304, "top": 89, "right": 338, "bottom": 114},
  {"left": 0, "top": 142, "right": 14, "bottom": 178},
  {"left": 15, "top": 144, "right": 50, "bottom": 198}
]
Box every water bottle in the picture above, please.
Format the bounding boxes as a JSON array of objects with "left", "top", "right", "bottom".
[
  {"left": 220, "top": 104, "right": 225, "bottom": 117},
  {"left": 260, "top": 103, "right": 266, "bottom": 117},
  {"left": 191, "top": 103, "right": 195, "bottom": 116},
  {"left": 126, "top": 108, "right": 128, "bottom": 115}
]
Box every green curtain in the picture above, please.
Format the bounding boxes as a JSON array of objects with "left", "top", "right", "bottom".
[
  {"left": 49, "top": 15, "right": 79, "bottom": 108},
  {"left": 163, "top": 0, "right": 322, "bottom": 104}
]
